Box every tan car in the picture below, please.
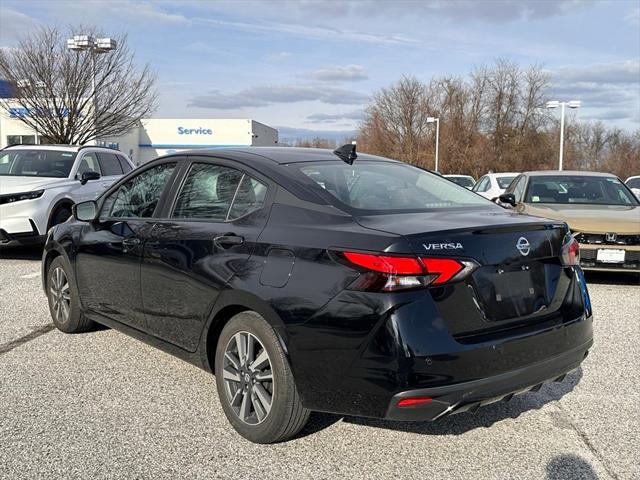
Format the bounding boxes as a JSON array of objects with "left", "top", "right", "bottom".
[{"left": 497, "top": 171, "right": 640, "bottom": 273}]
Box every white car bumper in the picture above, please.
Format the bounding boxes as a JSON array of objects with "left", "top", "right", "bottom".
[{"left": 0, "top": 196, "right": 50, "bottom": 245}]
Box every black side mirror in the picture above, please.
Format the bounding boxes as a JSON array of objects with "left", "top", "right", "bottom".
[
  {"left": 73, "top": 200, "right": 98, "bottom": 222},
  {"left": 497, "top": 193, "right": 517, "bottom": 207},
  {"left": 80, "top": 170, "right": 101, "bottom": 185}
]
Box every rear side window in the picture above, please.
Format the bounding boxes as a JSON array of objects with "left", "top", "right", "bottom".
[
  {"left": 474, "top": 176, "right": 490, "bottom": 192},
  {"left": 296, "top": 161, "right": 488, "bottom": 212},
  {"left": 117, "top": 155, "right": 133, "bottom": 173},
  {"left": 172, "top": 163, "right": 244, "bottom": 220},
  {"left": 97, "top": 152, "right": 124, "bottom": 176},
  {"left": 102, "top": 162, "right": 176, "bottom": 218},
  {"left": 228, "top": 175, "right": 268, "bottom": 220},
  {"left": 497, "top": 176, "right": 516, "bottom": 189}
]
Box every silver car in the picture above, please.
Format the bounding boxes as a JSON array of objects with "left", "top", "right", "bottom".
[{"left": 0, "top": 145, "right": 134, "bottom": 246}]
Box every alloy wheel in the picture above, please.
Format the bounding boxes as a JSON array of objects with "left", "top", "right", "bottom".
[
  {"left": 222, "top": 331, "right": 274, "bottom": 425},
  {"left": 50, "top": 267, "right": 71, "bottom": 324}
]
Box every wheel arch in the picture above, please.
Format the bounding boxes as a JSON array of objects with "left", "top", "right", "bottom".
[
  {"left": 199, "top": 289, "right": 289, "bottom": 373},
  {"left": 46, "top": 197, "right": 75, "bottom": 230}
]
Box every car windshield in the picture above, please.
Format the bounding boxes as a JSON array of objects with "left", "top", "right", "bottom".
[
  {"left": 447, "top": 176, "right": 475, "bottom": 188},
  {"left": 0, "top": 149, "right": 76, "bottom": 178},
  {"left": 497, "top": 176, "right": 516, "bottom": 189},
  {"left": 294, "top": 161, "right": 490, "bottom": 212},
  {"left": 525, "top": 175, "right": 639, "bottom": 206},
  {"left": 627, "top": 178, "right": 640, "bottom": 189}
]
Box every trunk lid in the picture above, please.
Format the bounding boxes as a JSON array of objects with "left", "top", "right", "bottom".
[{"left": 356, "top": 208, "right": 573, "bottom": 335}]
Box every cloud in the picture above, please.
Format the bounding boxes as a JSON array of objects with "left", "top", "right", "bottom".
[
  {"left": 549, "top": 60, "right": 640, "bottom": 122},
  {"left": 0, "top": 7, "right": 40, "bottom": 43},
  {"left": 263, "top": 51, "right": 292, "bottom": 62},
  {"left": 276, "top": 126, "right": 357, "bottom": 142},
  {"left": 625, "top": 6, "right": 640, "bottom": 26},
  {"left": 196, "top": 18, "right": 419, "bottom": 46},
  {"left": 189, "top": 0, "right": 592, "bottom": 24},
  {"left": 189, "top": 85, "right": 369, "bottom": 109},
  {"left": 306, "top": 110, "right": 364, "bottom": 123},
  {"left": 309, "top": 65, "right": 368, "bottom": 82},
  {"left": 553, "top": 60, "right": 640, "bottom": 85}
]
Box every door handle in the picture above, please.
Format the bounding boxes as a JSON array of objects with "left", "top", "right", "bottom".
[
  {"left": 122, "top": 237, "right": 141, "bottom": 248},
  {"left": 213, "top": 234, "right": 244, "bottom": 248}
]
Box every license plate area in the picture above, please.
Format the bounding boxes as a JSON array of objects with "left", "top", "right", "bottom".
[
  {"left": 471, "top": 262, "right": 552, "bottom": 322},
  {"left": 596, "top": 249, "right": 625, "bottom": 263}
]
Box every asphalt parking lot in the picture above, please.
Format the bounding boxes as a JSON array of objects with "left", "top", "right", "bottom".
[{"left": 1, "top": 247, "right": 638, "bottom": 480}]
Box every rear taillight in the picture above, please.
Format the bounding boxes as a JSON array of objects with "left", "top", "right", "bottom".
[
  {"left": 339, "top": 251, "right": 475, "bottom": 292},
  {"left": 561, "top": 235, "right": 580, "bottom": 266}
]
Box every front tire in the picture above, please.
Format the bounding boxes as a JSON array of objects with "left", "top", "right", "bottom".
[
  {"left": 46, "top": 256, "right": 94, "bottom": 333},
  {"left": 214, "top": 311, "right": 310, "bottom": 443}
]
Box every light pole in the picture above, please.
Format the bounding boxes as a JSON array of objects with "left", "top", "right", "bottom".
[
  {"left": 66, "top": 35, "right": 117, "bottom": 142},
  {"left": 427, "top": 116, "right": 440, "bottom": 172},
  {"left": 546, "top": 100, "right": 580, "bottom": 170}
]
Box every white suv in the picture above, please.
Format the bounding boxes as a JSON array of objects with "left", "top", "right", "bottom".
[{"left": 0, "top": 145, "right": 134, "bottom": 246}]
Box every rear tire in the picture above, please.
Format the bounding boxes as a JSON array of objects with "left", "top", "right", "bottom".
[
  {"left": 46, "top": 256, "right": 94, "bottom": 333},
  {"left": 214, "top": 311, "right": 310, "bottom": 443}
]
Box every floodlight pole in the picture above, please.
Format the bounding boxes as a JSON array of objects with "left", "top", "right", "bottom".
[
  {"left": 546, "top": 100, "right": 580, "bottom": 171},
  {"left": 427, "top": 117, "right": 440, "bottom": 172},
  {"left": 66, "top": 35, "right": 117, "bottom": 143}
]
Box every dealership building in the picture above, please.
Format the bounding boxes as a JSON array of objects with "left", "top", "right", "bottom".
[{"left": 0, "top": 110, "right": 279, "bottom": 165}]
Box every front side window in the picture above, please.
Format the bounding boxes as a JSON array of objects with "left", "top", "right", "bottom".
[
  {"left": 102, "top": 162, "right": 176, "bottom": 218},
  {"left": 76, "top": 152, "right": 101, "bottom": 177},
  {"left": 98, "top": 152, "right": 124, "bottom": 176},
  {"left": 512, "top": 176, "right": 526, "bottom": 201},
  {"left": 173, "top": 163, "right": 244, "bottom": 220},
  {"left": 295, "top": 161, "right": 489, "bottom": 212},
  {"left": 525, "top": 175, "right": 639, "bottom": 206},
  {"left": 0, "top": 149, "right": 76, "bottom": 178}
]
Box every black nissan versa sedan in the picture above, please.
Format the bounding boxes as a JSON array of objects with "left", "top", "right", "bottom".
[{"left": 42, "top": 146, "right": 593, "bottom": 443}]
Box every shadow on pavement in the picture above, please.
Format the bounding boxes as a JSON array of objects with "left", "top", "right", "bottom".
[
  {"left": 584, "top": 271, "right": 640, "bottom": 286},
  {"left": 546, "top": 454, "right": 599, "bottom": 480},
  {"left": 299, "top": 368, "right": 583, "bottom": 438},
  {"left": 0, "top": 245, "right": 43, "bottom": 261}
]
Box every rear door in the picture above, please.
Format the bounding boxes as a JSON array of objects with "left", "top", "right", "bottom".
[
  {"left": 74, "top": 161, "right": 179, "bottom": 329},
  {"left": 140, "top": 156, "right": 271, "bottom": 351}
]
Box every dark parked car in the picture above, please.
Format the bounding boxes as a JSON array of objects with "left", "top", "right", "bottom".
[{"left": 42, "top": 147, "right": 593, "bottom": 443}]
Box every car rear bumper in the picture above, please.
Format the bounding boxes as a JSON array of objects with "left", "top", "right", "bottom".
[{"left": 385, "top": 340, "right": 591, "bottom": 421}]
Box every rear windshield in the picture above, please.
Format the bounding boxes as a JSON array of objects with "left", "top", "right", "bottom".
[
  {"left": 294, "top": 161, "right": 490, "bottom": 212},
  {"left": 526, "top": 175, "right": 639, "bottom": 206},
  {"left": 497, "top": 176, "right": 516, "bottom": 189},
  {"left": 447, "top": 176, "right": 475, "bottom": 188},
  {"left": 0, "top": 149, "right": 76, "bottom": 178}
]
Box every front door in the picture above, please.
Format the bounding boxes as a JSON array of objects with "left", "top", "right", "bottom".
[
  {"left": 75, "top": 161, "right": 178, "bottom": 329},
  {"left": 141, "top": 159, "right": 270, "bottom": 351}
]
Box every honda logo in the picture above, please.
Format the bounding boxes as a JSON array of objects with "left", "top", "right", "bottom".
[
  {"left": 516, "top": 237, "right": 530, "bottom": 256},
  {"left": 605, "top": 232, "right": 617, "bottom": 242}
]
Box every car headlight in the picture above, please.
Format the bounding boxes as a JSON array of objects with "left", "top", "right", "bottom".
[{"left": 0, "top": 189, "right": 45, "bottom": 205}]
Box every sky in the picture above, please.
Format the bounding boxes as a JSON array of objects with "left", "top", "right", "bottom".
[{"left": 1, "top": 0, "right": 639, "bottom": 142}]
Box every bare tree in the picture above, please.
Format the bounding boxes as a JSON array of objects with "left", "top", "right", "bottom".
[
  {"left": 0, "top": 26, "right": 157, "bottom": 144},
  {"left": 358, "top": 60, "right": 638, "bottom": 178}
]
